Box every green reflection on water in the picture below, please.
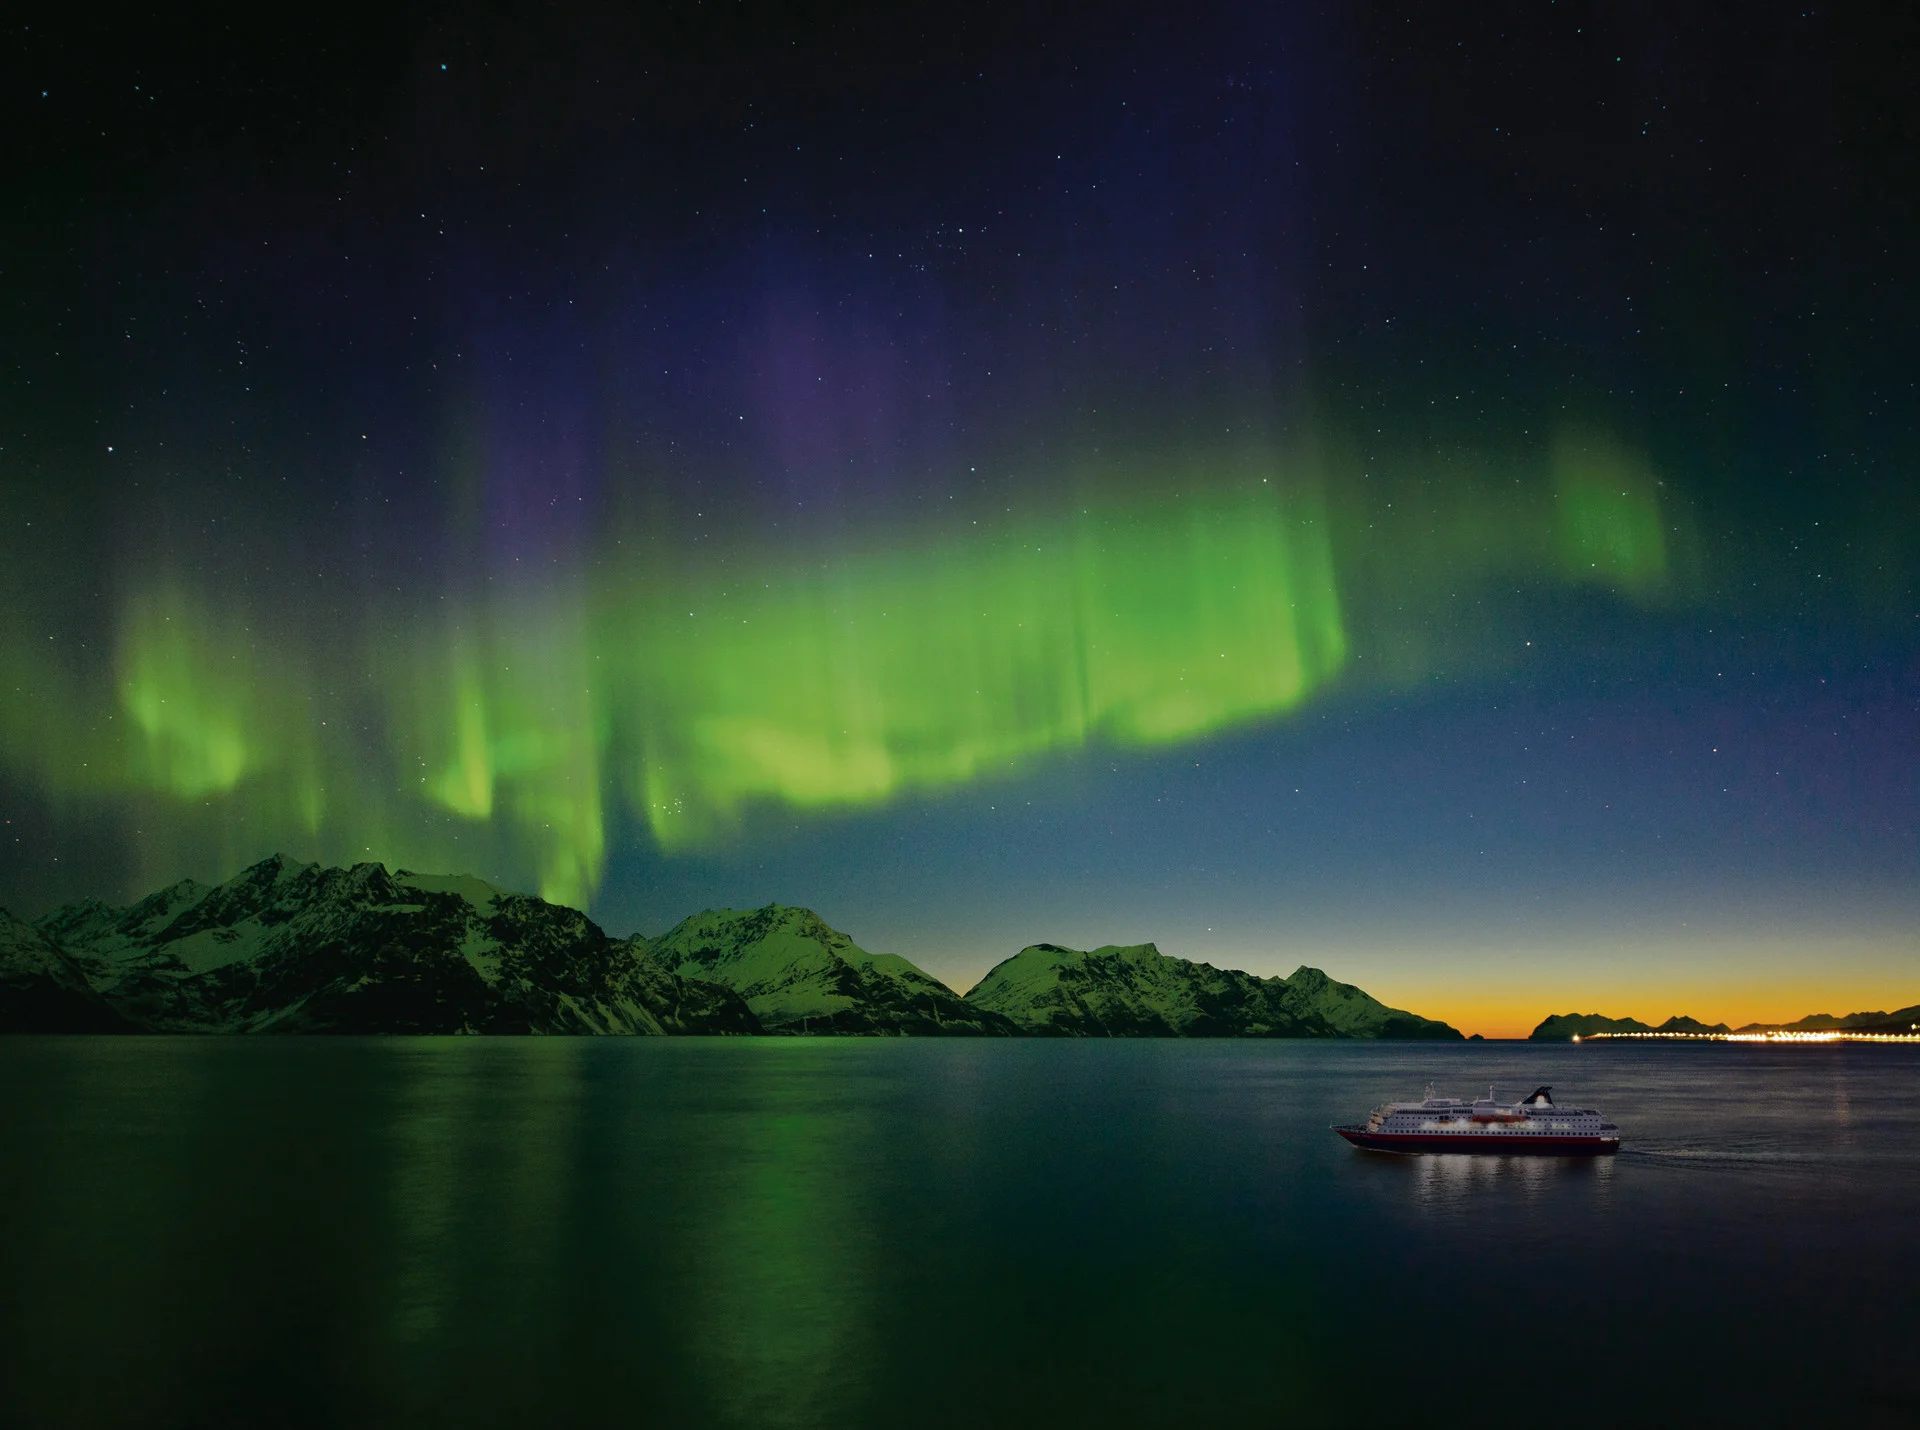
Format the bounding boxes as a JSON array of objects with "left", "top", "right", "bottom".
[
  {"left": 0, "top": 1041, "right": 219, "bottom": 1427},
  {"left": 377, "top": 1040, "right": 885, "bottom": 1425},
  {"left": 678, "top": 1043, "right": 880, "bottom": 1427},
  {"left": 381, "top": 1040, "right": 586, "bottom": 1360}
]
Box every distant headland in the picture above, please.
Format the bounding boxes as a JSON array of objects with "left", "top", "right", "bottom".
[
  {"left": 1529, "top": 1008, "right": 1920, "bottom": 1042},
  {"left": 1, "top": 854, "right": 1460, "bottom": 1039}
]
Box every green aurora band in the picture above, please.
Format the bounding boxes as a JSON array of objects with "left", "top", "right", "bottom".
[{"left": 0, "top": 432, "right": 1675, "bottom": 906}]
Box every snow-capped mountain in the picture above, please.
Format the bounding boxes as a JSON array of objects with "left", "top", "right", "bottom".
[
  {"left": 29, "top": 854, "right": 760, "bottom": 1034},
  {"left": 963, "top": 942, "right": 1462, "bottom": 1039},
  {"left": 644, "top": 904, "right": 1016, "bottom": 1035}
]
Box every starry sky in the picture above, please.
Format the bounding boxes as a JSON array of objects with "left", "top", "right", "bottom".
[{"left": 4, "top": 3, "right": 1915, "bottom": 1034}]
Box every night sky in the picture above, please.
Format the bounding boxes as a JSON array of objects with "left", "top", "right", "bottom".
[{"left": 4, "top": 3, "right": 1915, "bottom": 1034}]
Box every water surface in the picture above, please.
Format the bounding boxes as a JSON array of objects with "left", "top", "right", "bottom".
[{"left": 2, "top": 1038, "right": 1913, "bottom": 1427}]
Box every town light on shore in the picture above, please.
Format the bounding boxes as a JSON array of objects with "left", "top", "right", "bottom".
[{"left": 1579, "top": 1030, "right": 1920, "bottom": 1044}]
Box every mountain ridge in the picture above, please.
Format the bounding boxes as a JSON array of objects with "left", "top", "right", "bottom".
[
  {"left": 20, "top": 854, "right": 760, "bottom": 1035},
  {"left": 964, "top": 941, "right": 1462, "bottom": 1039},
  {"left": 642, "top": 904, "right": 1015, "bottom": 1035},
  {"left": 7, "top": 856, "right": 1461, "bottom": 1040},
  {"left": 1530, "top": 1007, "right": 1918, "bottom": 1040}
]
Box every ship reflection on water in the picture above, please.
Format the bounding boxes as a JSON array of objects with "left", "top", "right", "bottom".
[{"left": 1404, "top": 1145, "right": 1617, "bottom": 1209}]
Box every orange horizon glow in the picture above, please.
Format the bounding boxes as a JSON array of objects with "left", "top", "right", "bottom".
[{"left": 1384, "top": 979, "right": 1920, "bottom": 1042}]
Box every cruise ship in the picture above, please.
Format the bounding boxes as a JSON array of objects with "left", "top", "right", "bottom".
[{"left": 1333, "top": 1085, "right": 1619, "bottom": 1155}]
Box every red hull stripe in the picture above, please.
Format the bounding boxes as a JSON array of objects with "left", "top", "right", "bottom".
[{"left": 1333, "top": 1127, "right": 1617, "bottom": 1156}]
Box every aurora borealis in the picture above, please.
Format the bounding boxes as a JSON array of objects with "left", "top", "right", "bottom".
[{"left": 5, "top": 4, "right": 1916, "bottom": 1034}]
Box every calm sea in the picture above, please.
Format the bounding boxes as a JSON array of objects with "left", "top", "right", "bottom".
[{"left": 1, "top": 1037, "right": 1914, "bottom": 1428}]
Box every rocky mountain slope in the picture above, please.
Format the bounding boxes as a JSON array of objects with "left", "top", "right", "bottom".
[
  {"left": 963, "top": 942, "right": 1461, "bottom": 1039},
  {"left": 27, "top": 855, "right": 760, "bottom": 1034},
  {"left": 0, "top": 909, "right": 133, "bottom": 1032},
  {"left": 643, "top": 904, "right": 1015, "bottom": 1035}
]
